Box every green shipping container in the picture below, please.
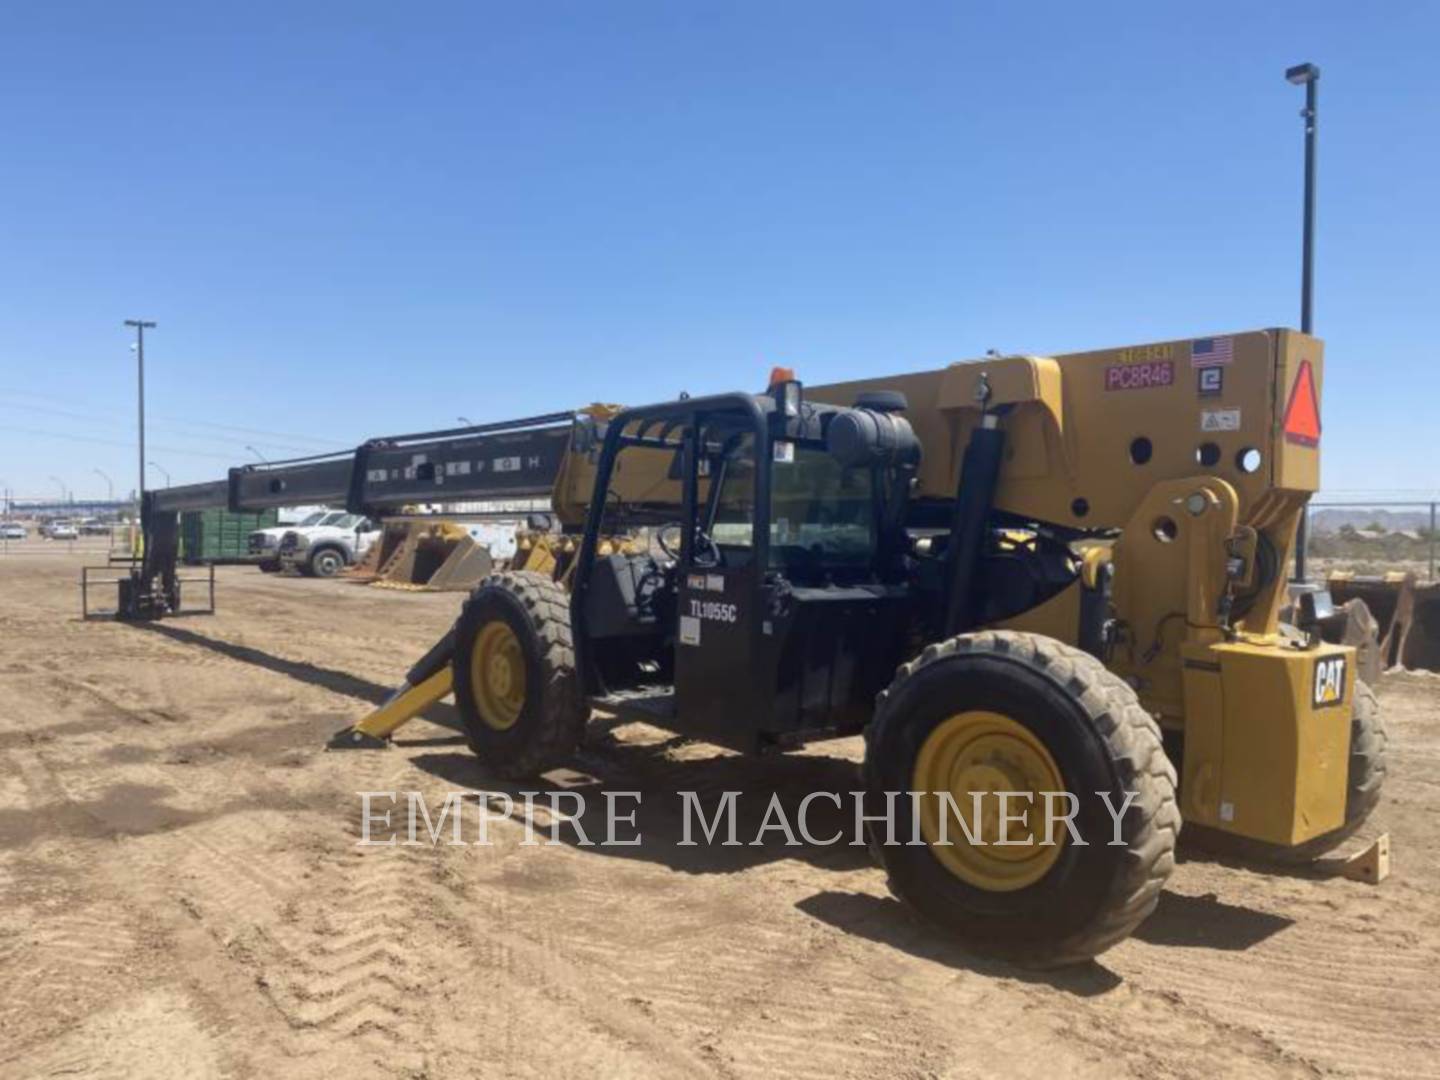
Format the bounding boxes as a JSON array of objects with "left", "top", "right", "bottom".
[{"left": 180, "top": 509, "right": 280, "bottom": 564}]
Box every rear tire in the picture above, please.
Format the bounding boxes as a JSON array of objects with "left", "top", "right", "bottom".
[
  {"left": 863, "top": 630, "right": 1178, "bottom": 967},
  {"left": 452, "top": 571, "right": 585, "bottom": 778}
]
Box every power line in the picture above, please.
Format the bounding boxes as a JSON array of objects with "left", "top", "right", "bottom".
[
  {"left": 0, "top": 399, "right": 352, "bottom": 456},
  {"left": 0, "top": 389, "right": 354, "bottom": 450},
  {"left": 0, "top": 423, "right": 240, "bottom": 461}
]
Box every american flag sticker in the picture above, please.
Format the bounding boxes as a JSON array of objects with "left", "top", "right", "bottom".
[{"left": 1191, "top": 337, "right": 1234, "bottom": 368}]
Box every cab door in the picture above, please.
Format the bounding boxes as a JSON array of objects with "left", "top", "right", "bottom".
[{"left": 673, "top": 427, "right": 767, "bottom": 748}]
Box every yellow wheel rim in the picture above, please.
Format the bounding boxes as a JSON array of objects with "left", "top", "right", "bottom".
[
  {"left": 469, "top": 621, "right": 526, "bottom": 731},
  {"left": 912, "top": 710, "right": 1066, "bottom": 892}
]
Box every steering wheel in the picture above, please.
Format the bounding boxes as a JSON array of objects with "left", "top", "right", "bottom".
[{"left": 657, "top": 523, "right": 721, "bottom": 568}]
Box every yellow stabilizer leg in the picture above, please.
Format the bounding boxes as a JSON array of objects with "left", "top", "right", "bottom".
[{"left": 327, "top": 667, "right": 454, "bottom": 749}]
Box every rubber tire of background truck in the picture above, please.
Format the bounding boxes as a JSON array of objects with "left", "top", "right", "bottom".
[
  {"left": 308, "top": 546, "right": 347, "bottom": 578},
  {"left": 863, "top": 630, "right": 1179, "bottom": 967},
  {"left": 452, "top": 571, "right": 585, "bottom": 778},
  {"left": 1185, "top": 679, "right": 1386, "bottom": 864}
]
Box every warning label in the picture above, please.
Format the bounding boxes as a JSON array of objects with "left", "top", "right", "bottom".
[{"left": 1201, "top": 408, "right": 1242, "bottom": 432}]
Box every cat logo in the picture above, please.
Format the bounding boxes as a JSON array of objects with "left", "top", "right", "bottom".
[{"left": 1313, "top": 656, "right": 1347, "bottom": 709}]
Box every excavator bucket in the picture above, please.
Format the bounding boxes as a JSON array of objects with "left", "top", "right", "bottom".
[
  {"left": 422, "top": 534, "right": 494, "bottom": 592},
  {"left": 369, "top": 524, "right": 428, "bottom": 588},
  {"left": 1328, "top": 571, "right": 1440, "bottom": 671},
  {"left": 343, "top": 521, "right": 413, "bottom": 583},
  {"left": 370, "top": 522, "right": 495, "bottom": 591}
]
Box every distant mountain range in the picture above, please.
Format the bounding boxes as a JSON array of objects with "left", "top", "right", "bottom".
[{"left": 1310, "top": 507, "right": 1433, "bottom": 534}]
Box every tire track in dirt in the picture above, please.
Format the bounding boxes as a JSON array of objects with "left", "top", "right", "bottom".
[
  {"left": 444, "top": 882, "right": 729, "bottom": 1077},
  {"left": 1117, "top": 899, "right": 1440, "bottom": 1077},
  {"left": 0, "top": 902, "right": 140, "bottom": 1036},
  {"left": 108, "top": 748, "right": 435, "bottom": 1071},
  {"left": 219, "top": 754, "right": 433, "bottom": 1058},
  {"left": 0, "top": 989, "right": 226, "bottom": 1080}
]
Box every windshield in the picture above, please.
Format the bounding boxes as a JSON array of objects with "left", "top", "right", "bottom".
[
  {"left": 769, "top": 446, "right": 876, "bottom": 573},
  {"left": 297, "top": 512, "right": 327, "bottom": 527},
  {"left": 317, "top": 512, "right": 354, "bottom": 527}
]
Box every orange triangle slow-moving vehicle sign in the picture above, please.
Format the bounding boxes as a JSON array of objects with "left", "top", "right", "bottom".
[{"left": 1283, "top": 360, "right": 1321, "bottom": 447}]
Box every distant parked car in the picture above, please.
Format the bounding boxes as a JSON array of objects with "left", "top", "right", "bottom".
[
  {"left": 79, "top": 519, "right": 111, "bottom": 535},
  {"left": 0, "top": 522, "right": 26, "bottom": 540},
  {"left": 44, "top": 521, "right": 79, "bottom": 540}
]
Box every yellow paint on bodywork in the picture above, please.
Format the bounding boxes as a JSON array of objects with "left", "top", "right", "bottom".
[
  {"left": 1180, "top": 639, "right": 1352, "bottom": 844},
  {"left": 994, "top": 579, "right": 1080, "bottom": 643},
  {"left": 350, "top": 668, "right": 454, "bottom": 741}
]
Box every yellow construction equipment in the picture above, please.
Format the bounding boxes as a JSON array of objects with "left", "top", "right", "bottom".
[
  {"left": 344, "top": 520, "right": 496, "bottom": 592},
  {"left": 1328, "top": 571, "right": 1440, "bottom": 671},
  {"left": 327, "top": 327, "right": 1383, "bottom": 965}
]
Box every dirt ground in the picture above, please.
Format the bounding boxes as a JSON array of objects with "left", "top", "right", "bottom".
[{"left": 2, "top": 543, "right": 1437, "bottom": 1079}]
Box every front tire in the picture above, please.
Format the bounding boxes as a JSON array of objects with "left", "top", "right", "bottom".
[
  {"left": 452, "top": 571, "right": 584, "bottom": 777},
  {"left": 863, "top": 630, "right": 1178, "bottom": 967},
  {"left": 308, "top": 547, "right": 347, "bottom": 578}
]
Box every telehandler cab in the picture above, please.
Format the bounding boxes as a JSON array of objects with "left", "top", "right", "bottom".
[{"left": 121, "top": 328, "right": 1383, "bottom": 964}]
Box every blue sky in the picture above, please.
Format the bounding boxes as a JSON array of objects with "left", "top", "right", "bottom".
[{"left": 1, "top": 2, "right": 1435, "bottom": 500}]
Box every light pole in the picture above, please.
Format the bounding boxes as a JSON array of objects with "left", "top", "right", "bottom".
[
  {"left": 148, "top": 460, "right": 171, "bottom": 488},
  {"left": 1286, "top": 62, "right": 1319, "bottom": 581},
  {"left": 457, "top": 416, "right": 474, "bottom": 426},
  {"left": 1286, "top": 63, "right": 1319, "bottom": 334},
  {"left": 245, "top": 445, "right": 268, "bottom": 463},
  {"left": 94, "top": 468, "right": 114, "bottom": 501},
  {"left": 124, "top": 319, "right": 156, "bottom": 519},
  {"left": 49, "top": 475, "right": 68, "bottom": 504}
]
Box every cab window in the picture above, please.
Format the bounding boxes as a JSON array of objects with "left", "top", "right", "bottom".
[
  {"left": 769, "top": 446, "right": 876, "bottom": 578},
  {"left": 707, "top": 433, "right": 755, "bottom": 558}
]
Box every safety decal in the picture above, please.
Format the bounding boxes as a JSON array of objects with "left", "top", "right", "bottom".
[
  {"left": 1197, "top": 367, "right": 1224, "bottom": 397},
  {"left": 679, "top": 615, "right": 701, "bottom": 646},
  {"left": 1283, "top": 360, "right": 1321, "bottom": 447},
  {"left": 1200, "top": 408, "right": 1241, "bottom": 432}
]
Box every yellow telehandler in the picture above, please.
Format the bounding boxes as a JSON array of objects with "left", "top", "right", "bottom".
[{"left": 314, "top": 327, "right": 1381, "bottom": 964}]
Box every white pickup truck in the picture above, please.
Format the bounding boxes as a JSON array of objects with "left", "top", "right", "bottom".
[
  {"left": 248, "top": 508, "right": 334, "bottom": 572},
  {"left": 277, "top": 513, "right": 381, "bottom": 577}
]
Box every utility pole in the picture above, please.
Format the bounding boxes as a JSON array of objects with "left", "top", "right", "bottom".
[
  {"left": 1286, "top": 63, "right": 1319, "bottom": 582},
  {"left": 125, "top": 319, "right": 157, "bottom": 520}
]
